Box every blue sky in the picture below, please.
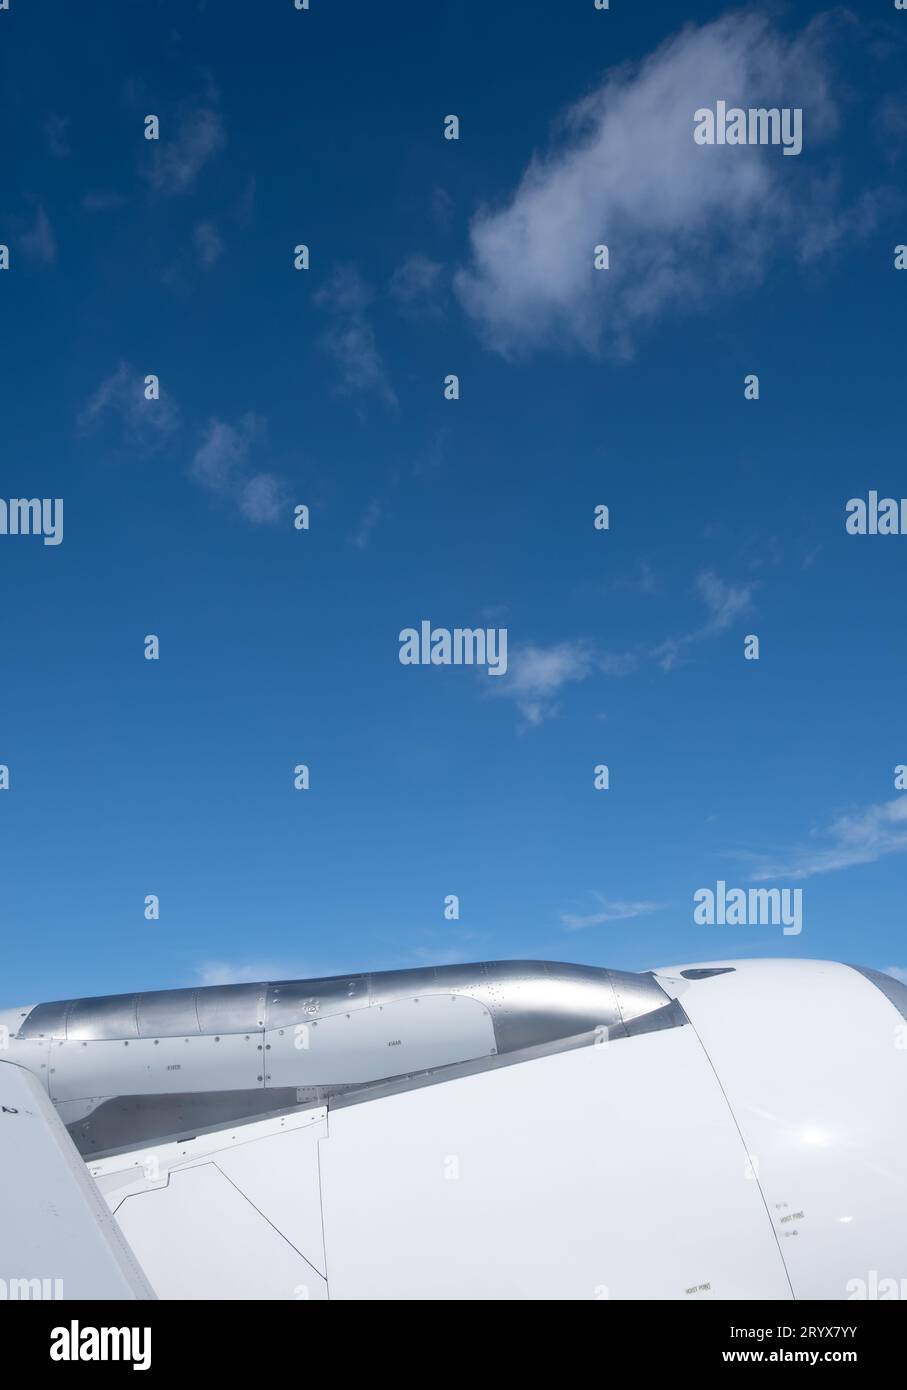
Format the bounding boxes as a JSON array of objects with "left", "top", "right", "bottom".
[{"left": 1, "top": 0, "right": 906, "bottom": 1002}]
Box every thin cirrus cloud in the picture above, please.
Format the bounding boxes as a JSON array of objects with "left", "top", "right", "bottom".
[
  {"left": 78, "top": 371, "right": 287, "bottom": 525},
  {"left": 389, "top": 253, "right": 446, "bottom": 321},
  {"left": 491, "top": 640, "right": 595, "bottom": 728},
  {"left": 349, "top": 497, "right": 383, "bottom": 550},
  {"left": 746, "top": 798, "right": 907, "bottom": 883},
  {"left": 77, "top": 361, "right": 178, "bottom": 452},
  {"left": 652, "top": 570, "right": 755, "bottom": 671},
  {"left": 315, "top": 266, "right": 397, "bottom": 408},
  {"left": 191, "top": 414, "right": 289, "bottom": 526},
  {"left": 196, "top": 960, "right": 314, "bottom": 987},
  {"left": 561, "top": 897, "right": 662, "bottom": 931},
  {"left": 142, "top": 104, "right": 225, "bottom": 197},
  {"left": 193, "top": 219, "right": 224, "bottom": 268},
  {"left": 19, "top": 204, "right": 57, "bottom": 265},
  {"left": 455, "top": 10, "right": 869, "bottom": 358},
  {"left": 492, "top": 569, "right": 747, "bottom": 727},
  {"left": 44, "top": 113, "right": 70, "bottom": 159}
]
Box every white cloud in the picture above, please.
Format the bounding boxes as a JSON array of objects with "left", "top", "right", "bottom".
[
  {"left": 456, "top": 11, "right": 857, "bottom": 357},
  {"left": 492, "top": 640, "right": 594, "bottom": 726},
  {"left": 315, "top": 266, "right": 396, "bottom": 407},
  {"left": 45, "top": 113, "right": 70, "bottom": 159},
  {"left": 78, "top": 362, "right": 178, "bottom": 452},
  {"left": 490, "top": 639, "right": 637, "bottom": 726},
  {"left": 81, "top": 190, "right": 125, "bottom": 213},
  {"left": 240, "top": 473, "right": 287, "bottom": 525},
  {"left": 144, "top": 105, "right": 225, "bottom": 196},
  {"left": 561, "top": 896, "right": 661, "bottom": 931},
  {"left": 349, "top": 498, "right": 382, "bottom": 549},
  {"left": 196, "top": 960, "right": 309, "bottom": 987},
  {"left": 390, "top": 254, "right": 445, "bottom": 320},
  {"left": 192, "top": 414, "right": 260, "bottom": 491},
  {"left": 875, "top": 91, "right": 907, "bottom": 163},
  {"left": 20, "top": 205, "right": 57, "bottom": 265},
  {"left": 614, "top": 560, "right": 659, "bottom": 595},
  {"left": 192, "top": 415, "right": 288, "bottom": 526},
  {"left": 747, "top": 798, "right": 907, "bottom": 882},
  {"left": 194, "top": 219, "right": 224, "bottom": 267},
  {"left": 653, "top": 570, "right": 755, "bottom": 670},
  {"left": 599, "top": 650, "right": 639, "bottom": 677}
]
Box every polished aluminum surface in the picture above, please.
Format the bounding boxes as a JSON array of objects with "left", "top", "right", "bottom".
[
  {"left": 17, "top": 960, "right": 669, "bottom": 1047},
  {"left": 12, "top": 961, "right": 677, "bottom": 1159}
]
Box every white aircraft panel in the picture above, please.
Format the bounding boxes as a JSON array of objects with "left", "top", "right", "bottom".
[
  {"left": 661, "top": 958, "right": 907, "bottom": 1299},
  {"left": 0, "top": 1059, "right": 153, "bottom": 1299},
  {"left": 202, "top": 1119, "right": 328, "bottom": 1277},
  {"left": 115, "top": 1163, "right": 327, "bottom": 1300},
  {"left": 318, "top": 1024, "right": 792, "bottom": 1299}
]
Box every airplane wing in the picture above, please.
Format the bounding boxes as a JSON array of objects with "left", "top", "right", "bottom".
[
  {"left": 0, "top": 1059, "right": 154, "bottom": 1300},
  {"left": 4, "top": 957, "right": 907, "bottom": 1300}
]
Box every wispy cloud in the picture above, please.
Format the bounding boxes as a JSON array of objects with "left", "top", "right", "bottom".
[
  {"left": 143, "top": 104, "right": 225, "bottom": 196},
  {"left": 561, "top": 896, "right": 662, "bottom": 931},
  {"left": 315, "top": 266, "right": 396, "bottom": 407},
  {"left": 349, "top": 498, "right": 383, "bottom": 550},
  {"left": 491, "top": 639, "right": 637, "bottom": 726},
  {"left": 492, "top": 640, "right": 594, "bottom": 727},
  {"left": 192, "top": 414, "right": 262, "bottom": 491},
  {"left": 390, "top": 253, "right": 446, "bottom": 321},
  {"left": 653, "top": 570, "right": 755, "bottom": 671},
  {"left": 45, "top": 113, "right": 70, "bottom": 159},
  {"left": 239, "top": 472, "right": 287, "bottom": 525},
  {"left": 614, "top": 560, "right": 659, "bottom": 596},
  {"left": 875, "top": 91, "right": 907, "bottom": 164},
  {"left": 196, "top": 959, "right": 311, "bottom": 987},
  {"left": 77, "top": 362, "right": 178, "bottom": 452},
  {"left": 20, "top": 205, "right": 57, "bottom": 265},
  {"left": 490, "top": 568, "right": 748, "bottom": 726},
  {"left": 746, "top": 798, "right": 907, "bottom": 882},
  {"left": 456, "top": 11, "right": 866, "bottom": 358},
  {"left": 430, "top": 186, "right": 454, "bottom": 232},
  {"left": 193, "top": 219, "right": 223, "bottom": 267},
  {"left": 81, "top": 190, "right": 125, "bottom": 213},
  {"left": 192, "top": 414, "right": 287, "bottom": 526}
]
